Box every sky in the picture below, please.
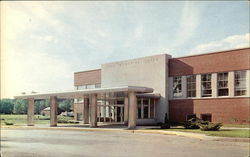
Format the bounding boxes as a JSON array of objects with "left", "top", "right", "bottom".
[{"left": 1, "top": 1, "right": 249, "bottom": 98}]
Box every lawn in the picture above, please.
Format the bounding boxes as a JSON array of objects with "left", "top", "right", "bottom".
[
  {"left": 0, "top": 114, "right": 74, "bottom": 126},
  {"left": 167, "top": 128, "right": 250, "bottom": 138}
]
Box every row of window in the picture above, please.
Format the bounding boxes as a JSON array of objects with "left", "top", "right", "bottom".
[
  {"left": 75, "top": 83, "right": 101, "bottom": 90},
  {"left": 173, "top": 70, "right": 247, "bottom": 98}
]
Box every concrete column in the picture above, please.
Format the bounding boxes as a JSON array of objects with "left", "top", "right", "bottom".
[
  {"left": 50, "top": 96, "right": 58, "bottom": 127},
  {"left": 196, "top": 74, "right": 201, "bottom": 98},
  {"left": 27, "top": 98, "right": 34, "bottom": 126},
  {"left": 128, "top": 92, "right": 137, "bottom": 129},
  {"left": 228, "top": 71, "right": 235, "bottom": 97},
  {"left": 246, "top": 70, "right": 250, "bottom": 97},
  {"left": 83, "top": 97, "right": 89, "bottom": 124},
  {"left": 124, "top": 96, "right": 129, "bottom": 124},
  {"left": 212, "top": 73, "right": 217, "bottom": 97},
  {"left": 90, "top": 94, "right": 97, "bottom": 127},
  {"left": 182, "top": 76, "right": 187, "bottom": 98}
]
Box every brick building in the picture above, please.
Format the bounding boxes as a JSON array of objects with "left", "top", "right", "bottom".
[
  {"left": 16, "top": 47, "right": 250, "bottom": 128},
  {"left": 73, "top": 48, "right": 249, "bottom": 125}
]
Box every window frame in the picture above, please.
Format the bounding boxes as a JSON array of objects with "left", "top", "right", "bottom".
[
  {"left": 201, "top": 73, "right": 212, "bottom": 97},
  {"left": 234, "top": 70, "right": 247, "bottom": 96},
  {"left": 217, "top": 72, "right": 229, "bottom": 96},
  {"left": 186, "top": 75, "right": 196, "bottom": 98},
  {"left": 173, "top": 76, "right": 182, "bottom": 98}
]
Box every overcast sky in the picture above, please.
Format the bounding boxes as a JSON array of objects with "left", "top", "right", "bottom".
[{"left": 1, "top": 1, "right": 249, "bottom": 98}]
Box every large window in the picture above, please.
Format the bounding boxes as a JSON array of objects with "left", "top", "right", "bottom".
[
  {"left": 187, "top": 75, "right": 196, "bottom": 97},
  {"left": 218, "top": 72, "right": 228, "bottom": 96},
  {"left": 137, "top": 98, "right": 155, "bottom": 119},
  {"left": 173, "top": 76, "right": 182, "bottom": 97},
  {"left": 201, "top": 74, "right": 212, "bottom": 97},
  {"left": 235, "top": 71, "right": 247, "bottom": 96}
]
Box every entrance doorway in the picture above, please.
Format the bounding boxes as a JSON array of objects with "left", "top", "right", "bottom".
[{"left": 97, "top": 105, "right": 124, "bottom": 123}]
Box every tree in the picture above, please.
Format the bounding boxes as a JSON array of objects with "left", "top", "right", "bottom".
[
  {"left": 13, "top": 99, "right": 27, "bottom": 114},
  {"left": 59, "top": 99, "right": 73, "bottom": 112},
  {"left": 0, "top": 99, "right": 14, "bottom": 114},
  {"left": 35, "top": 100, "right": 50, "bottom": 114}
]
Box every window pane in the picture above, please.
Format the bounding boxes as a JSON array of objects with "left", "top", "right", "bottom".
[
  {"left": 173, "top": 76, "right": 182, "bottom": 97},
  {"left": 187, "top": 75, "right": 196, "bottom": 97},
  {"left": 218, "top": 72, "right": 228, "bottom": 96},
  {"left": 234, "top": 71, "right": 247, "bottom": 96}
]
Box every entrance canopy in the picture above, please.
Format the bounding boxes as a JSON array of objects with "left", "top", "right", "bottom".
[
  {"left": 14, "top": 86, "right": 154, "bottom": 99},
  {"left": 14, "top": 86, "right": 158, "bottom": 129}
]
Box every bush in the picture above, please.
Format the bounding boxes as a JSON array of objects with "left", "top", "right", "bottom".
[
  {"left": 4, "top": 121, "right": 14, "bottom": 125},
  {"left": 68, "top": 120, "right": 79, "bottom": 124},
  {"left": 161, "top": 123, "right": 170, "bottom": 129},
  {"left": 200, "top": 123, "right": 222, "bottom": 131},
  {"left": 184, "top": 118, "right": 202, "bottom": 129},
  {"left": 57, "top": 116, "right": 72, "bottom": 123},
  {"left": 37, "top": 116, "right": 50, "bottom": 120}
]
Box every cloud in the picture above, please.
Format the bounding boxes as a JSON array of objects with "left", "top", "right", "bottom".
[
  {"left": 169, "top": 2, "right": 201, "bottom": 49},
  {"left": 189, "top": 33, "right": 250, "bottom": 54}
]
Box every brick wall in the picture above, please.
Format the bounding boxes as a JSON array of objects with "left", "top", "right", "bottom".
[
  {"left": 169, "top": 98, "right": 250, "bottom": 124},
  {"left": 74, "top": 69, "right": 101, "bottom": 86},
  {"left": 169, "top": 48, "right": 250, "bottom": 76}
]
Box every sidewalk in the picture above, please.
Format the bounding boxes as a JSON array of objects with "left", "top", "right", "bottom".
[{"left": 1, "top": 124, "right": 249, "bottom": 142}]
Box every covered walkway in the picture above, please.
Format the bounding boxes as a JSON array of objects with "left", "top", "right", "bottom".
[{"left": 14, "top": 86, "right": 154, "bottom": 129}]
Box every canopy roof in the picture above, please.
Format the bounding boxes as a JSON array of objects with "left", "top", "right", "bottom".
[{"left": 14, "top": 86, "right": 155, "bottom": 99}]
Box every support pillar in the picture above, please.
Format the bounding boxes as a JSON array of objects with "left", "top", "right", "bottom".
[
  {"left": 50, "top": 96, "right": 58, "bottom": 127},
  {"left": 90, "top": 94, "right": 97, "bottom": 127},
  {"left": 83, "top": 97, "right": 89, "bottom": 124},
  {"left": 27, "top": 98, "right": 34, "bottom": 126},
  {"left": 128, "top": 92, "right": 137, "bottom": 129},
  {"left": 124, "top": 96, "right": 129, "bottom": 125}
]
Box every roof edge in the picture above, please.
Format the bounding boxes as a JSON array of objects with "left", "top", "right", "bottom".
[{"left": 172, "top": 47, "right": 250, "bottom": 59}]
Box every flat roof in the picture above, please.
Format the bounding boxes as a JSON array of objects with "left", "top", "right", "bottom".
[
  {"left": 172, "top": 47, "right": 249, "bottom": 59},
  {"left": 14, "top": 86, "right": 154, "bottom": 99}
]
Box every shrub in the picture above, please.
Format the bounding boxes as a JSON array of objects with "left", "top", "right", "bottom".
[
  {"left": 200, "top": 122, "right": 222, "bottom": 131},
  {"left": 161, "top": 113, "right": 171, "bottom": 129},
  {"left": 160, "top": 123, "right": 170, "bottom": 129},
  {"left": 57, "top": 116, "right": 72, "bottom": 123},
  {"left": 57, "top": 116, "right": 69, "bottom": 123},
  {"left": 184, "top": 118, "right": 202, "bottom": 129},
  {"left": 4, "top": 121, "right": 14, "bottom": 125},
  {"left": 68, "top": 120, "right": 79, "bottom": 124},
  {"left": 38, "top": 116, "right": 50, "bottom": 120}
]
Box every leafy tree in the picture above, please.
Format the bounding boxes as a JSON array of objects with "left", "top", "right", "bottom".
[
  {"left": 59, "top": 99, "right": 73, "bottom": 112},
  {"left": 13, "top": 99, "right": 28, "bottom": 114},
  {"left": 0, "top": 99, "right": 14, "bottom": 114},
  {"left": 35, "top": 100, "right": 50, "bottom": 114}
]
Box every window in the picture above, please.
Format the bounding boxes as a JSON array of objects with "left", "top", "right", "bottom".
[
  {"left": 201, "top": 114, "right": 212, "bottom": 122},
  {"left": 235, "top": 71, "right": 247, "bottom": 96},
  {"left": 76, "top": 85, "right": 86, "bottom": 90},
  {"left": 186, "top": 114, "right": 196, "bottom": 120},
  {"left": 137, "top": 98, "right": 155, "bottom": 119},
  {"left": 86, "top": 84, "right": 95, "bottom": 89},
  {"left": 218, "top": 72, "right": 228, "bottom": 96},
  {"left": 187, "top": 75, "right": 196, "bottom": 97},
  {"left": 173, "top": 76, "right": 182, "bottom": 97},
  {"left": 95, "top": 84, "right": 101, "bottom": 88},
  {"left": 201, "top": 74, "right": 212, "bottom": 97}
]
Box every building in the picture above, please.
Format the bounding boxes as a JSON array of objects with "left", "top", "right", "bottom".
[
  {"left": 15, "top": 47, "right": 250, "bottom": 128},
  {"left": 41, "top": 107, "right": 50, "bottom": 116},
  {"left": 73, "top": 47, "right": 250, "bottom": 125}
]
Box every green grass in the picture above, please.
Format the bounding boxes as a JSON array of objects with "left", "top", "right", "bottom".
[
  {"left": 0, "top": 114, "right": 74, "bottom": 125},
  {"left": 166, "top": 128, "right": 250, "bottom": 138},
  {"left": 223, "top": 124, "right": 250, "bottom": 128}
]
